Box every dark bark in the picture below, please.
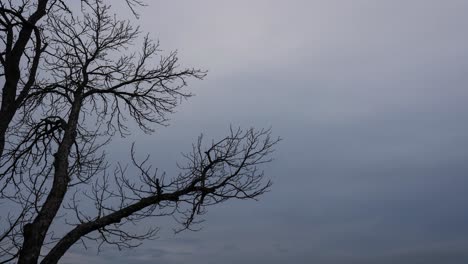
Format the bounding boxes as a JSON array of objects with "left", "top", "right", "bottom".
[
  {"left": 40, "top": 192, "right": 180, "bottom": 264},
  {"left": 0, "top": 0, "right": 49, "bottom": 157},
  {"left": 0, "top": 2, "right": 278, "bottom": 264},
  {"left": 38, "top": 127, "right": 277, "bottom": 264},
  {"left": 17, "top": 92, "right": 83, "bottom": 264},
  {"left": 0, "top": 116, "right": 11, "bottom": 158}
]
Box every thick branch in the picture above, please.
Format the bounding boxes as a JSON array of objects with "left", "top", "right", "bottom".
[
  {"left": 0, "top": 0, "right": 49, "bottom": 157},
  {"left": 41, "top": 127, "right": 278, "bottom": 264}
]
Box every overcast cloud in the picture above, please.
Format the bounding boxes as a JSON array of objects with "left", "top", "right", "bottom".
[{"left": 63, "top": 1, "right": 468, "bottom": 263}]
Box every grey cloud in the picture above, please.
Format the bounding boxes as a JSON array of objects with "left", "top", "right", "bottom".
[{"left": 62, "top": 0, "right": 468, "bottom": 263}]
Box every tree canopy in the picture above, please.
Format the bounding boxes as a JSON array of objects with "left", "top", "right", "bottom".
[{"left": 0, "top": 1, "right": 279, "bottom": 263}]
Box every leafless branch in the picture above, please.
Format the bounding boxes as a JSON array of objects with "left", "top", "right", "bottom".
[{"left": 0, "top": 1, "right": 279, "bottom": 264}]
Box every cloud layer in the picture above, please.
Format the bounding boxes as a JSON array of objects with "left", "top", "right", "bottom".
[{"left": 63, "top": 1, "right": 468, "bottom": 263}]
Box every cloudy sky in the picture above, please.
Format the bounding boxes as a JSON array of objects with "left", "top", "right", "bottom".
[{"left": 65, "top": 0, "right": 468, "bottom": 263}]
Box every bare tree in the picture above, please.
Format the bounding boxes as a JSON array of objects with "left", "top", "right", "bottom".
[
  {"left": 0, "top": 0, "right": 145, "bottom": 158},
  {"left": 0, "top": 0, "right": 49, "bottom": 158},
  {"left": 0, "top": 1, "right": 279, "bottom": 264}
]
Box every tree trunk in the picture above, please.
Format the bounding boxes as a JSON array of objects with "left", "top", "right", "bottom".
[
  {"left": 17, "top": 93, "right": 83, "bottom": 264},
  {"left": 0, "top": 108, "right": 15, "bottom": 158},
  {"left": 0, "top": 122, "right": 6, "bottom": 158},
  {"left": 0, "top": 0, "right": 49, "bottom": 158}
]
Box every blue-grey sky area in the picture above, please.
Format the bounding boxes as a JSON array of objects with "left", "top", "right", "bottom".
[{"left": 64, "top": 0, "right": 468, "bottom": 263}]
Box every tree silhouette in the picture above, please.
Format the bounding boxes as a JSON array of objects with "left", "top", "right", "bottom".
[{"left": 0, "top": 1, "right": 279, "bottom": 263}]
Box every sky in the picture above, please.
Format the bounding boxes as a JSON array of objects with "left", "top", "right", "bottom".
[{"left": 64, "top": 0, "right": 468, "bottom": 263}]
